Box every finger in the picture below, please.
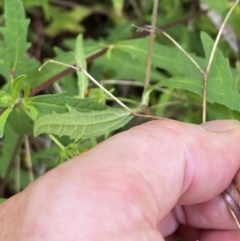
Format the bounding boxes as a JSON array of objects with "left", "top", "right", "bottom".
[
  {"left": 68, "top": 119, "right": 240, "bottom": 231},
  {"left": 69, "top": 119, "right": 240, "bottom": 228},
  {"left": 1, "top": 119, "right": 240, "bottom": 241},
  {"left": 176, "top": 224, "right": 240, "bottom": 241}
]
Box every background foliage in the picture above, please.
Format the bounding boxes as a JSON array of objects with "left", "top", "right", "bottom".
[{"left": 0, "top": 0, "right": 239, "bottom": 205}]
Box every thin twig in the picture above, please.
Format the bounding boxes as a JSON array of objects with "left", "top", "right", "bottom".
[
  {"left": 222, "top": 189, "right": 240, "bottom": 229},
  {"left": 205, "top": 0, "right": 239, "bottom": 75},
  {"left": 202, "top": 0, "right": 239, "bottom": 122},
  {"left": 49, "top": 134, "right": 65, "bottom": 150},
  {"left": 229, "top": 208, "right": 240, "bottom": 229},
  {"left": 39, "top": 60, "right": 163, "bottom": 120},
  {"left": 39, "top": 61, "right": 133, "bottom": 114}
]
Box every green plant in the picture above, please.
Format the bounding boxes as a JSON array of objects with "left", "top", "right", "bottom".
[{"left": 0, "top": 0, "right": 239, "bottom": 204}]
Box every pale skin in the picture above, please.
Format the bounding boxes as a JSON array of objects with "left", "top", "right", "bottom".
[{"left": 1, "top": 119, "right": 240, "bottom": 241}]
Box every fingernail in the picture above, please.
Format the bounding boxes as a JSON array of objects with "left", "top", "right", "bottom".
[{"left": 200, "top": 120, "right": 240, "bottom": 132}]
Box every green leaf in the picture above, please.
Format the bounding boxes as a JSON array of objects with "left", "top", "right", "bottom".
[
  {"left": 34, "top": 106, "right": 132, "bottom": 141},
  {"left": 208, "top": 102, "right": 240, "bottom": 120},
  {"left": 158, "top": 76, "right": 240, "bottom": 113},
  {"left": 0, "top": 122, "right": 19, "bottom": 178},
  {"left": 0, "top": 90, "right": 13, "bottom": 107},
  {"left": 140, "top": 32, "right": 240, "bottom": 114},
  {"left": 56, "top": 143, "right": 80, "bottom": 163},
  {"left": 0, "top": 107, "right": 13, "bottom": 137},
  {"left": 0, "top": 0, "right": 31, "bottom": 74},
  {"left": 0, "top": 198, "right": 6, "bottom": 204},
  {"left": 44, "top": 6, "right": 91, "bottom": 37},
  {"left": 7, "top": 105, "right": 33, "bottom": 135},
  {"left": 0, "top": 42, "right": 10, "bottom": 80},
  {"left": 26, "top": 41, "right": 107, "bottom": 90},
  {"left": 200, "top": 0, "right": 228, "bottom": 12},
  {"left": 75, "top": 34, "right": 88, "bottom": 98},
  {"left": 11, "top": 75, "right": 26, "bottom": 100},
  {"left": 116, "top": 38, "right": 204, "bottom": 79},
  {"left": 200, "top": 32, "right": 240, "bottom": 111},
  {"left": 23, "top": 83, "right": 30, "bottom": 99},
  {"left": 27, "top": 92, "right": 107, "bottom": 117},
  {"left": 92, "top": 48, "right": 165, "bottom": 82},
  {"left": 201, "top": 32, "right": 234, "bottom": 88}
]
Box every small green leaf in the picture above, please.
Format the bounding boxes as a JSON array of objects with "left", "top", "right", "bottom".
[
  {"left": 34, "top": 107, "right": 132, "bottom": 141},
  {"left": 23, "top": 83, "right": 30, "bottom": 99},
  {"left": 56, "top": 143, "right": 80, "bottom": 163},
  {"left": 75, "top": 34, "right": 88, "bottom": 98},
  {"left": 24, "top": 104, "right": 38, "bottom": 120},
  {"left": 142, "top": 83, "right": 161, "bottom": 105},
  {"left": 0, "top": 107, "right": 13, "bottom": 138},
  {"left": 11, "top": 75, "right": 26, "bottom": 100},
  {"left": 0, "top": 90, "right": 13, "bottom": 107}
]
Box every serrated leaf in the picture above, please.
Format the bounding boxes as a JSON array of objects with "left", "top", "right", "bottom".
[
  {"left": 0, "top": 107, "right": 13, "bottom": 137},
  {"left": 137, "top": 32, "right": 240, "bottom": 114},
  {"left": 75, "top": 34, "right": 88, "bottom": 98},
  {"left": 200, "top": 32, "right": 240, "bottom": 111},
  {"left": 27, "top": 92, "right": 107, "bottom": 117},
  {"left": 201, "top": 32, "right": 234, "bottom": 88},
  {"left": 116, "top": 38, "right": 204, "bottom": 79},
  {"left": 0, "top": 0, "right": 31, "bottom": 73},
  {"left": 11, "top": 75, "right": 26, "bottom": 100},
  {"left": 34, "top": 107, "right": 132, "bottom": 141},
  {"left": 158, "top": 76, "right": 240, "bottom": 112}
]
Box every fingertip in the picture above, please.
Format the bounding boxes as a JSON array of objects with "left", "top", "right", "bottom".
[{"left": 200, "top": 120, "right": 240, "bottom": 132}]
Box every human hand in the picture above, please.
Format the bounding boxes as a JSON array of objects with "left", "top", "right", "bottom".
[{"left": 1, "top": 119, "right": 240, "bottom": 241}]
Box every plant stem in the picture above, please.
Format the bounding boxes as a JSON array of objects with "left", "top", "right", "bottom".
[
  {"left": 15, "top": 155, "right": 20, "bottom": 193},
  {"left": 142, "top": 0, "right": 159, "bottom": 106},
  {"left": 49, "top": 134, "right": 65, "bottom": 150},
  {"left": 24, "top": 135, "right": 34, "bottom": 182}
]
